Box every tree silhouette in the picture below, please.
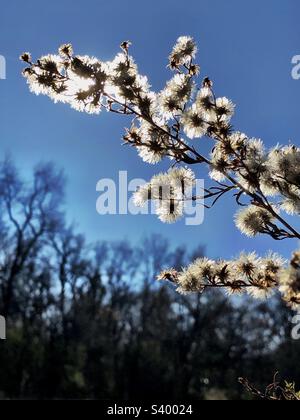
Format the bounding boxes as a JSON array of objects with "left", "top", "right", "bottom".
[{"left": 0, "top": 159, "right": 298, "bottom": 400}]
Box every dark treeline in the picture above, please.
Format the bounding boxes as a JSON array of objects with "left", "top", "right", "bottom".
[{"left": 0, "top": 159, "right": 299, "bottom": 400}]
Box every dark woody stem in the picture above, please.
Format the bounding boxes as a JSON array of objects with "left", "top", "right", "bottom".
[
  {"left": 263, "top": 201, "right": 300, "bottom": 239},
  {"left": 167, "top": 276, "right": 278, "bottom": 291}
]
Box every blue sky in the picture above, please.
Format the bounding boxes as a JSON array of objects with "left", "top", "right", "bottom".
[{"left": 0, "top": 0, "right": 300, "bottom": 259}]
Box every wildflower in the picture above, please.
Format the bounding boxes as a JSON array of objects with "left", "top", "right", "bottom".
[
  {"left": 23, "top": 68, "right": 53, "bottom": 96},
  {"left": 209, "top": 146, "right": 231, "bottom": 181},
  {"left": 246, "top": 285, "right": 275, "bottom": 300},
  {"left": 189, "top": 64, "right": 200, "bottom": 76},
  {"left": 169, "top": 36, "right": 197, "bottom": 68},
  {"left": 158, "top": 90, "right": 183, "bottom": 119},
  {"left": 235, "top": 206, "right": 275, "bottom": 237},
  {"left": 150, "top": 172, "right": 176, "bottom": 199},
  {"left": 154, "top": 168, "right": 194, "bottom": 200},
  {"left": 110, "top": 53, "right": 149, "bottom": 103},
  {"left": 137, "top": 145, "right": 166, "bottom": 164},
  {"left": 168, "top": 167, "right": 195, "bottom": 192},
  {"left": 176, "top": 270, "right": 205, "bottom": 294},
  {"left": 262, "top": 252, "right": 286, "bottom": 274},
  {"left": 202, "top": 77, "right": 213, "bottom": 89},
  {"left": 181, "top": 106, "right": 208, "bottom": 139},
  {"left": 237, "top": 138, "right": 266, "bottom": 193},
  {"left": 209, "top": 168, "right": 227, "bottom": 183},
  {"left": 270, "top": 146, "right": 300, "bottom": 185},
  {"left": 133, "top": 168, "right": 196, "bottom": 223},
  {"left": 260, "top": 170, "right": 280, "bottom": 197},
  {"left": 279, "top": 251, "right": 300, "bottom": 310},
  {"left": 20, "top": 52, "right": 32, "bottom": 63},
  {"left": 157, "top": 269, "right": 178, "bottom": 283},
  {"left": 120, "top": 41, "right": 132, "bottom": 52},
  {"left": 281, "top": 198, "right": 300, "bottom": 215},
  {"left": 38, "top": 54, "right": 63, "bottom": 74},
  {"left": 229, "top": 132, "right": 247, "bottom": 151},
  {"left": 261, "top": 146, "right": 300, "bottom": 203},
  {"left": 214, "top": 97, "right": 235, "bottom": 122},
  {"left": 235, "top": 252, "right": 260, "bottom": 277},
  {"left": 176, "top": 258, "right": 215, "bottom": 294},
  {"left": 133, "top": 184, "right": 151, "bottom": 207},
  {"left": 58, "top": 43, "right": 73, "bottom": 58},
  {"left": 164, "top": 252, "right": 284, "bottom": 299},
  {"left": 156, "top": 198, "right": 184, "bottom": 224},
  {"left": 195, "top": 87, "right": 214, "bottom": 114},
  {"left": 214, "top": 260, "right": 235, "bottom": 283},
  {"left": 161, "top": 74, "right": 194, "bottom": 114},
  {"left": 135, "top": 120, "right": 169, "bottom": 163}
]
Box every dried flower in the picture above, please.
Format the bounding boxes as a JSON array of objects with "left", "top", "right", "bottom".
[
  {"left": 164, "top": 252, "right": 283, "bottom": 298},
  {"left": 169, "top": 36, "right": 197, "bottom": 68},
  {"left": 235, "top": 206, "right": 275, "bottom": 237},
  {"left": 58, "top": 43, "right": 73, "bottom": 58},
  {"left": 279, "top": 251, "right": 300, "bottom": 310},
  {"left": 20, "top": 52, "right": 32, "bottom": 63}
]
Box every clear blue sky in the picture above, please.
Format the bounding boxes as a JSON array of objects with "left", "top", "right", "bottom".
[{"left": 0, "top": 0, "right": 299, "bottom": 259}]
